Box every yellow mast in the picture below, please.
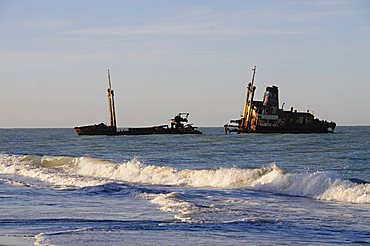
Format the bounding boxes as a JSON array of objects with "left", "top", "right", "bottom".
[
  {"left": 241, "top": 65, "right": 256, "bottom": 131},
  {"left": 107, "top": 69, "right": 117, "bottom": 129}
]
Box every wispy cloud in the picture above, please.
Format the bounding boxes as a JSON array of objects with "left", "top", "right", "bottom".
[
  {"left": 14, "top": 18, "right": 72, "bottom": 30},
  {"left": 66, "top": 24, "right": 305, "bottom": 38},
  {"left": 9, "top": 3, "right": 353, "bottom": 41},
  {"left": 65, "top": 8, "right": 307, "bottom": 39},
  {"left": 64, "top": 2, "right": 357, "bottom": 40},
  {"left": 295, "top": 0, "right": 351, "bottom": 6}
]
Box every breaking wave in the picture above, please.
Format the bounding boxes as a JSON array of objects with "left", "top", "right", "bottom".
[
  {"left": 0, "top": 154, "right": 369, "bottom": 204},
  {"left": 139, "top": 192, "right": 205, "bottom": 222},
  {"left": 35, "top": 228, "right": 91, "bottom": 246}
]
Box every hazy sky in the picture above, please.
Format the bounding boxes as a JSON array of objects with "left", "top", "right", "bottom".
[{"left": 0, "top": 0, "right": 369, "bottom": 127}]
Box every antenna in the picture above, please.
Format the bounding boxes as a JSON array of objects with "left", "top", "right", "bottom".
[
  {"left": 108, "top": 69, "right": 112, "bottom": 89},
  {"left": 251, "top": 65, "right": 256, "bottom": 87}
]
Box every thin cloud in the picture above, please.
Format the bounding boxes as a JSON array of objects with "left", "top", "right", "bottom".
[
  {"left": 295, "top": 0, "right": 351, "bottom": 6},
  {"left": 66, "top": 24, "right": 305, "bottom": 38},
  {"left": 14, "top": 18, "right": 72, "bottom": 30},
  {"left": 64, "top": 5, "right": 352, "bottom": 39},
  {"left": 65, "top": 7, "right": 307, "bottom": 39}
]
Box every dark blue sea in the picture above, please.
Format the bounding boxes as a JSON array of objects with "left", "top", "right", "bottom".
[{"left": 0, "top": 127, "right": 369, "bottom": 245}]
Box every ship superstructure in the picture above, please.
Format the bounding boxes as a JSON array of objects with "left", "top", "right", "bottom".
[
  {"left": 74, "top": 71, "right": 201, "bottom": 135},
  {"left": 225, "top": 66, "right": 336, "bottom": 134}
]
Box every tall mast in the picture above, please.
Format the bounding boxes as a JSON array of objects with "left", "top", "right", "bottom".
[
  {"left": 251, "top": 65, "right": 256, "bottom": 87},
  {"left": 107, "top": 69, "right": 117, "bottom": 129},
  {"left": 242, "top": 66, "right": 256, "bottom": 118},
  {"left": 241, "top": 65, "right": 256, "bottom": 130}
]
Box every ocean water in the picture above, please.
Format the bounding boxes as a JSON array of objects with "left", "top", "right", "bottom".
[{"left": 0, "top": 127, "right": 369, "bottom": 245}]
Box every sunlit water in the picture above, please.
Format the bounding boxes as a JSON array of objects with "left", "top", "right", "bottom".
[{"left": 0, "top": 127, "right": 369, "bottom": 245}]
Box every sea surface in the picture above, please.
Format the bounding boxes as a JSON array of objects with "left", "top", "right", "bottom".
[{"left": 0, "top": 127, "right": 369, "bottom": 245}]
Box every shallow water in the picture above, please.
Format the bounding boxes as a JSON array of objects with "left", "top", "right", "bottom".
[{"left": 0, "top": 127, "right": 369, "bottom": 245}]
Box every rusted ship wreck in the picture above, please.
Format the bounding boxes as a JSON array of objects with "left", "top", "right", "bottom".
[
  {"left": 74, "top": 71, "right": 201, "bottom": 135},
  {"left": 224, "top": 66, "right": 336, "bottom": 134}
]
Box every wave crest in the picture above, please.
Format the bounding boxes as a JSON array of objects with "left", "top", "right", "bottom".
[{"left": 0, "top": 154, "right": 369, "bottom": 204}]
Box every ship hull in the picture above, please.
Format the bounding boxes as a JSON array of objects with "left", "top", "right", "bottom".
[
  {"left": 74, "top": 124, "right": 201, "bottom": 136},
  {"left": 126, "top": 126, "right": 202, "bottom": 135},
  {"left": 74, "top": 124, "right": 124, "bottom": 136},
  {"left": 240, "top": 121, "right": 336, "bottom": 134}
]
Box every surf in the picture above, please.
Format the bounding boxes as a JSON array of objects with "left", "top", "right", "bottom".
[{"left": 0, "top": 154, "right": 369, "bottom": 204}]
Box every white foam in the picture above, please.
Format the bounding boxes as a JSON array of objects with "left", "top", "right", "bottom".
[
  {"left": 139, "top": 192, "right": 199, "bottom": 222},
  {"left": 319, "top": 182, "right": 370, "bottom": 203},
  {"left": 138, "top": 192, "right": 233, "bottom": 223},
  {"left": 251, "top": 170, "right": 370, "bottom": 203},
  {"left": 0, "top": 154, "right": 105, "bottom": 188},
  {"left": 34, "top": 228, "right": 90, "bottom": 246},
  {"left": 1, "top": 154, "right": 369, "bottom": 204},
  {"left": 72, "top": 156, "right": 275, "bottom": 188},
  {"left": 34, "top": 233, "right": 50, "bottom": 246}
]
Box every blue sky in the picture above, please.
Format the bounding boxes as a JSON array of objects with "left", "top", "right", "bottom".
[{"left": 0, "top": 0, "right": 369, "bottom": 127}]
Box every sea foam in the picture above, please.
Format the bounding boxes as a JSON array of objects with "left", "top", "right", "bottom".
[{"left": 0, "top": 154, "right": 369, "bottom": 204}]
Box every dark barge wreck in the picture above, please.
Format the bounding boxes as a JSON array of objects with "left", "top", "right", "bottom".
[
  {"left": 74, "top": 70, "right": 201, "bottom": 135},
  {"left": 224, "top": 66, "right": 336, "bottom": 134}
]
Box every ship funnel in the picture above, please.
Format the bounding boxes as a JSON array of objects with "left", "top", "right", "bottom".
[{"left": 263, "top": 86, "right": 279, "bottom": 114}]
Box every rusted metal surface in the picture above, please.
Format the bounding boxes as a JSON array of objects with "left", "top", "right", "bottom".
[
  {"left": 225, "top": 66, "right": 336, "bottom": 134},
  {"left": 74, "top": 71, "right": 201, "bottom": 136}
]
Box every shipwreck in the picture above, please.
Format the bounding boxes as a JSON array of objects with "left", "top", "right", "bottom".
[
  {"left": 224, "top": 66, "right": 336, "bottom": 134},
  {"left": 74, "top": 70, "right": 201, "bottom": 135}
]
